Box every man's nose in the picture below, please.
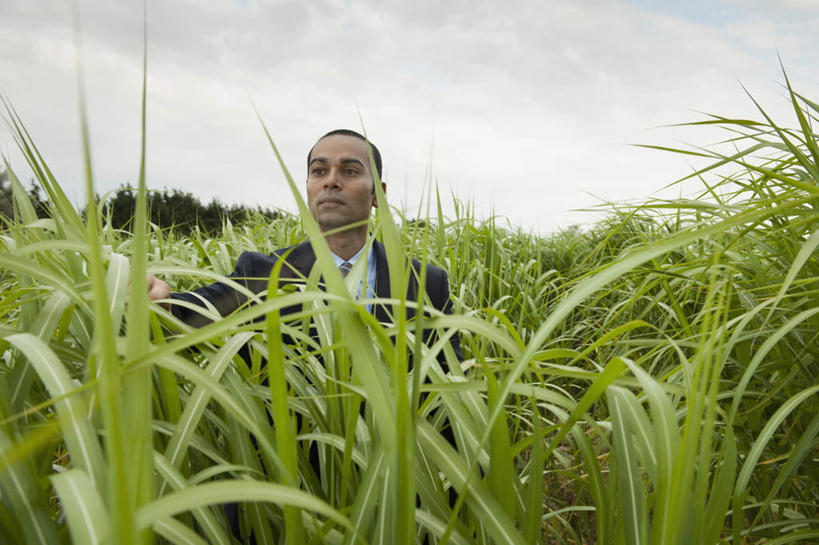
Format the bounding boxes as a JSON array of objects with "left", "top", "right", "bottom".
[{"left": 324, "top": 168, "right": 342, "bottom": 188}]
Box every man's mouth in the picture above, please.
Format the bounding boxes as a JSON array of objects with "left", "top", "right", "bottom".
[{"left": 319, "top": 197, "right": 344, "bottom": 206}]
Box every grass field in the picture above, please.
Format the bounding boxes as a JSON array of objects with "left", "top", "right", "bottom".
[{"left": 0, "top": 74, "right": 817, "bottom": 544}]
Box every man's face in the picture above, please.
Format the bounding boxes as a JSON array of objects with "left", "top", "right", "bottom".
[{"left": 306, "top": 134, "right": 380, "bottom": 232}]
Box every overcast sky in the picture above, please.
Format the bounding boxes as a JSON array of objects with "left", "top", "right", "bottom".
[{"left": 1, "top": 0, "right": 817, "bottom": 232}]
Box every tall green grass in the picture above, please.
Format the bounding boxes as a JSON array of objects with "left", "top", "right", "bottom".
[{"left": 0, "top": 72, "right": 817, "bottom": 544}]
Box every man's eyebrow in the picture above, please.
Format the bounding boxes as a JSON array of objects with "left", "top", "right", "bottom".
[
  {"left": 309, "top": 157, "right": 366, "bottom": 168},
  {"left": 339, "top": 158, "right": 366, "bottom": 168}
]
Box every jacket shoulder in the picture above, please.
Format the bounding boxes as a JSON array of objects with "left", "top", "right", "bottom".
[
  {"left": 410, "top": 258, "right": 447, "bottom": 282},
  {"left": 408, "top": 258, "right": 451, "bottom": 308},
  {"left": 232, "top": 250, "right": 277, "bottom": 277},
  {"left": 234, "top": 240, "right": 312, "bottom": 270},
  {"left": 271, "top": 240, "right": 311, "bottom": 259}
]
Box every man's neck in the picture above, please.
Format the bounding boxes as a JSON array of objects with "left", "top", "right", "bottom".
[{"left": 323, "top": 227, "right": 368, "bottom": 261}]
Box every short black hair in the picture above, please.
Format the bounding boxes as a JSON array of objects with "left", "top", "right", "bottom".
[{"left": 307, "top": 129, "right": 383, "bottom": 180}]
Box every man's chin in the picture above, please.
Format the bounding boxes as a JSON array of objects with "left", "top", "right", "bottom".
[{"left": 317, "top": 216, "right": 350, "bottom": 232}]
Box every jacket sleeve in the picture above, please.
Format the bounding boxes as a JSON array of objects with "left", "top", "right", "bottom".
[{"left": 170, "top": 251, "right": 275, "bottom": 327}]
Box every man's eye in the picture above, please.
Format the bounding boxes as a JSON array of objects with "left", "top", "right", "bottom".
[
  {"left": 344, "top": 169, "right": 358, "bottom": 176},
  {"left": 311, "top": 168, "right": 325, "bottom": 175}
]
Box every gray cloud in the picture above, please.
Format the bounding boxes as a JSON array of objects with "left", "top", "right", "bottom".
[{"left": 1, "top": 0, "right": 817, "bottom": 231}]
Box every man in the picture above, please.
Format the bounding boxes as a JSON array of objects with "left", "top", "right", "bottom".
[{"left": 147, "top": 129, "right": 462, "bottom": 361}]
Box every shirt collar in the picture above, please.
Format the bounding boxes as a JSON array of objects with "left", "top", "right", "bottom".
[
  {"left": 331, "top": 244, "right": 366, "bottom": 267},
  {"left": 330, "top": 243, "right": 376, "bottom": 278}
]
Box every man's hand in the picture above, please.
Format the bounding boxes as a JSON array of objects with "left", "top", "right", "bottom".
[{"left": 147, "top": 274, "right": 171, "bottom": 311}]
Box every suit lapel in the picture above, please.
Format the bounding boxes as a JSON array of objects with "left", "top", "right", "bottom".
[
  {"left": 372, "top": 240, "right": 420, "bottom": 322},
  {"left": 372, "top": 240, "right": 392, "bottom": 323},
  {"left": 282, "top": 238, "right": 398, "bottom": 322}
]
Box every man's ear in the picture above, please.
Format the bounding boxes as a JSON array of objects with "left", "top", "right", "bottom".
[{"left": 372, "top": 181, "right": 386, "bottom": 207}]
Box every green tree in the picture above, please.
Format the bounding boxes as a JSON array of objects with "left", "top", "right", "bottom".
[{"left": 101, "top": 184, "right": 281, "bottom": 235}]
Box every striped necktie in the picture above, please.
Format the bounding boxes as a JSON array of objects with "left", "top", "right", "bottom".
[{"left": 339, "top": 261, "right": 353, "bottom": 277}]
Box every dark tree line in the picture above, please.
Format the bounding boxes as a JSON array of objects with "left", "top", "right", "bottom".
[
  {"left": 101, "top": 185, "right": 281, "bottom": 235},
  {"left": 1, "top": 171, "right": 281, "bottom": 234}
]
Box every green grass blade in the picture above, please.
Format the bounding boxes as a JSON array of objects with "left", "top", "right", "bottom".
[
  {"left": 265, "top": 251, "right": 305, "bottom": 544},
  {"left": 703, "top": 430, "right": 737, "bottom": 544},
  {"left": 523, "top": 401, "right": 546, "bottom": 544},
  {"left": 136, "top": 481, "right": 356, "bottom": 536},
  {"left": 622, "top": 359, "right": 681, "bottom": 540},
  {"left": 344, "top": 448, "right": 386, "bottom": 545},
  {"left": 735, "top": 384, "right": 819, "bottom": 497},
  {"left": 122, "top": 14, "right": 153, "bottom": 542},
  {"left": 0, "top": 254, "right": 90, "bottom": 314},
  {"left": 608, "top": 386, "right": 648, "bottom": 545},
  {"left": 152, "top": 516, "right": 211, "bottom": 545},
  {"left": 71, "top": 5, "right": 135, "bottom": 539},
  {"left": 153, "top": 453, "right": 232, "bottom": 545},
  {"left": 162, "top": 331, "right": 257, "bottom": 472},
  {"left": 486, "top": 371, "right": 517, "bottom": 520},
  {"left": 764, "top": 228, "right": 819, "bottom": 319},
  {"left": 417, "top": 419, "right": 526, "bottom": 545},
  {"left": 0, "top": 427, "right": 59, "bottom": 545},
  {"left": 3, "top": 159, "right": 38, "bottom": 224},
  {"left": 51, "top": 469, "right": 111, "bottom": 545},
  {"left": 8, "top": 291, "right": 71, "bottom": 412},
  {"left": 542, "top": 356, "right": 628, "bottom": 461},
  {"left": 728, "top": 308, "right": 819, "bottom": 425},
  {"left": 6, "top": 333, "right": 106, "bottom": 488},
  {"left": 754, "top": 410, "right": 819, "bottom": 529}
]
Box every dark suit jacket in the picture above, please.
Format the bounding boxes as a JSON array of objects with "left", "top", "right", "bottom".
[{"left": 170, "top": 239, "right": 462, "bottom": 361}]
